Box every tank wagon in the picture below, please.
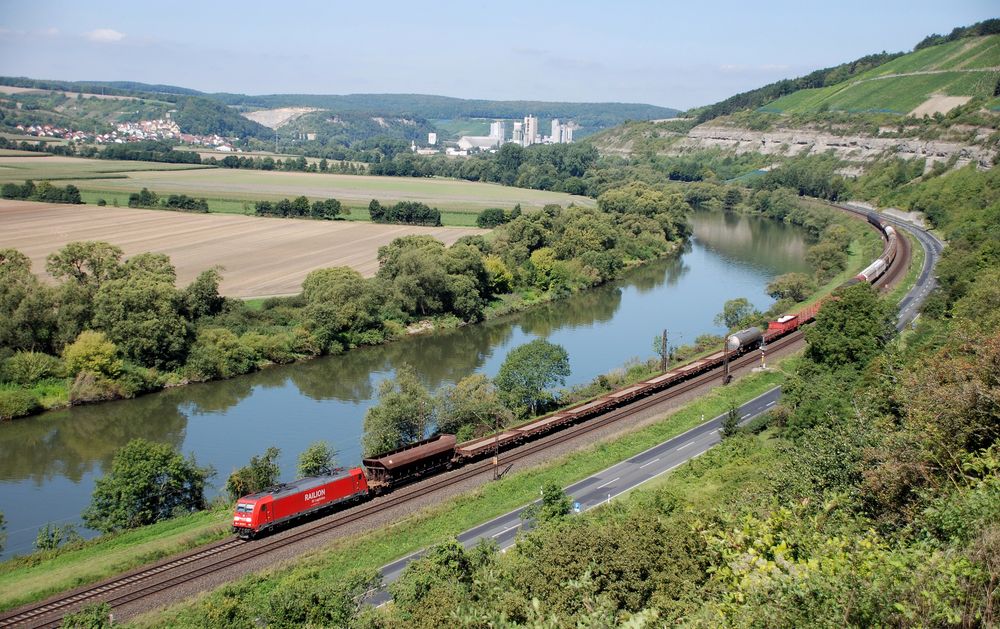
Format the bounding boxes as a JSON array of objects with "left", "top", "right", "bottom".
[{"left": 233, "top": 212, "right": 900, "bottom": 538}]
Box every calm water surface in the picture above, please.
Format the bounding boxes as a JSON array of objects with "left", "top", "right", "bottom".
[{"left": 0, "top": 211, "right": 808, "bottom": 557}]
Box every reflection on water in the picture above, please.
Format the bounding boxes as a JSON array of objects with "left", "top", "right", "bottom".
[{"left": 0, "top": 210, "right": 808, "bottom": 557}]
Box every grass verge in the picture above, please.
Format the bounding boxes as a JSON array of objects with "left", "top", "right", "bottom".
[
  {"left": 131, "top": 360, "right": 794, "bottom": 626},
  {"left": 0, "top": 508, "right": 231, "bottom": 613}
]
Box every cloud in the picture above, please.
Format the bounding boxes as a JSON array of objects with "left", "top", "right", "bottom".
[{"left": 85, "top": 28, "right": 125, "bottom": 43}]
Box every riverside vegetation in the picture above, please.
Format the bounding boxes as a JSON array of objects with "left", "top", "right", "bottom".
[{"left": 0, "top": 181, "right": 688, "bottom": 421}]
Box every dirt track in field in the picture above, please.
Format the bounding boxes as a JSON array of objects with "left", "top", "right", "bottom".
[{"left": 0, "top": 200, "right": 484, "bottom": 298}]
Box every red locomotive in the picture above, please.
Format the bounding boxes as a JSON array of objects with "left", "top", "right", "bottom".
[
  {"left": 233, "top": 467, "right": 368, "bottom": 538},
  {"left": 233, "top": 209, "right": 899, "bottom": 539}
]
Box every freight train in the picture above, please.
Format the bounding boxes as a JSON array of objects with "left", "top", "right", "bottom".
[{"left": 232, "top": 211, "right": 898, "bottom": 538}]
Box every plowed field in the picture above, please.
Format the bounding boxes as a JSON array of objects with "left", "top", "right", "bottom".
[{"left": 0, "top": 200, "right": 484, "bottom": 297}]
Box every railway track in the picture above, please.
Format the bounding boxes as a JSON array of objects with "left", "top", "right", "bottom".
[
  {"left": 1, "top": 208, "right": 912, "bottom": 628},
  {"left": 0, "top": 332, "right": 805, "bottom": 628}
]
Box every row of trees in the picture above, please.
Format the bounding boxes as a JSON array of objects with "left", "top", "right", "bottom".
[
  {"left": 128, "top": 187, "right": 209, "bottom": 212},
  {"left": 367, "top": 199, "right": 441, "bottom": 226},
  {"left": 255, "top": 196, "right": 344, "bottom": 219},
  {"left": 202, "top": 154, "right": 364, "bottom": 175},
  {"left": 1, "top": 180, "right": 82, "bottom": 204},
  {"left": 99, "top": 140, "right": 202, "bottom": 164}
]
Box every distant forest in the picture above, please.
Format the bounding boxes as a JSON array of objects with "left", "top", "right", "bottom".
[{"left": 0, "top": 76, "right": 677, "bottom": 135}]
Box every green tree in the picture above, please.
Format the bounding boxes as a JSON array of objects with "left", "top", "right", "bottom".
[
  {"left": 377, "top": 237, "right": 451, "bottom": 317},
  {"left": 521, "top": 482, "right": 573, "bottom": 524},
  {"left": 184, "top": 327, "right": 256, "bottom": 380},
  {"left": 714, "top": 297, "right": 760, "bottom": 331},
  {"left": 183, "top": 268, "right": 225, "bottom": 319},
  {"left": 0, "top": 248, "right": 58, "bottom": 353},
  {"left": 45, "top": 241, "right": 123, "bottom": 290},
  {"left": 495, "top": 339, "right": 571, "bottom": 415},
  {"left": 435, "top": 373, "right": 513, "bottom": 436},
  {"left": 476, "top": 207, "right": 508, "bottom": 228},
  {"left": 805, "top": 241, "right": 848, "bottom": 283},
  {"left": 361, "top": 364, "right": 433, "bottom": 457},
  {"left": 805, "top": 284, "right": 895, "bottom": 368},
  {"left": 92, "top": 274, "right": 191, "bottom": 369},
  {"left": 226, "top": 447, "right": 281, "bottom": 501},
  {"left": 766, "top": 272, "right": 815, "bottom": 302},
  {"left": 83, "top": 439, "right": 212, "bottom": 533},
  {"left": 722, "top": 404, "right": 740, "bottom": 438},
  {"left": 297, "top": 440, "right": 337, "bottom": 477},
  {"left": 302, "top": 267, "right": 383, "bottom": 348}
]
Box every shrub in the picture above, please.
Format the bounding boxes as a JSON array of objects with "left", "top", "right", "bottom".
[
  {"left": 476, "top": 207, "right": 509, "bottom": 228},
  {"left": 185, "top": 328, "right": 257, "bottom": 380},
  {"left": 1, "top": 351, "right": 64, "bottom": 385},
  {"left": 68, "top": 371, "right": 121, "bottom": 404},
  {"left": 0, "top": 387, "right": 42, "bottom": 419},
  {"left": 62, "top": 331, "right": 122, "bottom": 378}
]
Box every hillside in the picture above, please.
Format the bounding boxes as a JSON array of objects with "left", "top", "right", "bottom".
[
  {"left": 590, "top": 31, "right": 1000, "bottom": 170},
  {"left": 763, "top": 35, "right": 1000, "bottom": 115},
  {"left": 0, "top": 77, "right": 273, "bottom": 140}
]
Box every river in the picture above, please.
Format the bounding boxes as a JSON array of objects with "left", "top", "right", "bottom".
[{"left": 0, "top": 210, "right": 809, "bottom": 558}]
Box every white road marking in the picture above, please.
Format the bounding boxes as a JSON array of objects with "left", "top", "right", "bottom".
[
  {"left": 639, "top": 458, "right": 660, "bottom": 469},
  {"left": 596, "top": 477, "right": 620, "bottom": 490},
  {"left": 676, "top": 441, "right": 693, "bottom": 450},
  {"left": 765, "top": 401, "right": 775, "bottom": 407},
  {"left": 492, "top": 524, "right": 520, "bottom": 539},
  {"left": 741, "top": 413, "right": 751, "bottom": 420}
]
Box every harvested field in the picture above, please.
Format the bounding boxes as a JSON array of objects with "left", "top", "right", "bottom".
[
  {"left": 0, "top": 200, "right": 485, "bottom": 297},
  {"left": 909, "top": 94, "right": 972, "bottom": 116}
]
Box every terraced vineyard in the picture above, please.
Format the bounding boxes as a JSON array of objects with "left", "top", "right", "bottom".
[{"left": 763, "top": 35, "right": 1000, "bottom": 114}]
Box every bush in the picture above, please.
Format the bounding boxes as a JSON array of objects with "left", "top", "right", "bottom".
[
  {"left": 68, "top": 371, "right": 121, "bottom": 404},
  {"left": 0, "top": 387, "right": 42, "bottom": 419},
  {"left": 184, "top": 328, "right": 257, "bottom": 380},
  {"left": 1, "top": 351, "right": 64, "bottom": 385},
  {"left": 62, "top": 331, "right": 122, "bottom": 378},
  {"left": 476, "top": 207, "right": 509, "bottom": 228}
]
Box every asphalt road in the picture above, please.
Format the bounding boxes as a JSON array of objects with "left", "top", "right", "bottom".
[
  {"left": 369, "top": 388, "right": 781, "bottom": 605},
  {"left": 369, "top": 209, "right": 944, "bottom": 605}
]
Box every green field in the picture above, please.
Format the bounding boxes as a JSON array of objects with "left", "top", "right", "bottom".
[
  {"left": 763, "top": 35, "right": 1000, "bottom": 114},
  {"left": 0, "top": 156, "right": 212, "bottom": 182},
  {"left": 0, "top": 155, "right": 593, "bottom": 218}
]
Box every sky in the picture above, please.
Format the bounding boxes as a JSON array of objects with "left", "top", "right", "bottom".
[{"left": 0, "top": 1, "right": 996, "bottom": 109}]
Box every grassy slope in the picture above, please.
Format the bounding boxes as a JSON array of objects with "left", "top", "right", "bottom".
[{"left": 764, "top": 35, "right": 1000, "bottom": 114}]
